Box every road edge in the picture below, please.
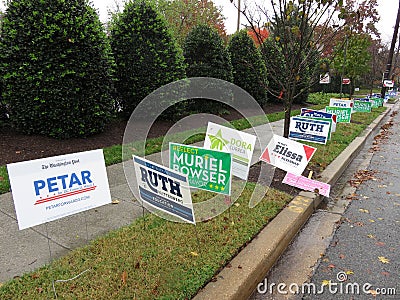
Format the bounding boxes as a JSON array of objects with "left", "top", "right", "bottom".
[{"left": 193, "top": 104, "right": 393, "bottom": 300}]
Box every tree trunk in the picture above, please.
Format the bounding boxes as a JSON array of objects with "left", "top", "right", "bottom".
[{"left": 283, "top": 104, "right": 291, "bottom": 138}]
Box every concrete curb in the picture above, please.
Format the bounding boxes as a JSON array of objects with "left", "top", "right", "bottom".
[{"left": 193, "top": 104, "right": 394, "bottom": 300}]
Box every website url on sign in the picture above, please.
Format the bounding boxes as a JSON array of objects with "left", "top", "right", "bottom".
[{"left": 257, "top": 272, "right": 396, "bottom": 296}]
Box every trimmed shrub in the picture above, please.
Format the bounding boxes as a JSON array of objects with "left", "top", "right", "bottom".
[
  {"left": 0, "top": 0, "right": 115, "bottom": 138},
  {"left": 109, "top": 1, "right": 186, "bottom": 118},
  {"left": 183, "top": 24, "right": 233, "bottom": 113},
  {"left": 228, "top": 30, "right": 268, "bottom": 107}
]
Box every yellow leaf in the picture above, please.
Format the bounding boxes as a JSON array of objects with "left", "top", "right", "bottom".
[
  {"left": 190, "top": 251, "right": 199, "bottom": 257},
  {"left": 367, "top": 234, "right": 375, "bottom": 239},
  {"left": 367, "top": 289, "right": 378, "bottom": 296},
  {"left": 359, "top": 208, "right": 369, "bottom": 213},
  {"left": 345, "top": 270, "right": 354, "bottom": 275},
  {"left": 321, "top": 280, "right": 331, "bottom": 286},
  {"left": 368, "top": 219, "right": 375, "bottom": 223},
  {"left": 378, "top": 218, "right": 384, "bottom": 221},
  {"left": 112, "top": 199, "right": 120, "bottom": 204},
  {"left": 378, "top": 256, "right": 390, "bottom": 264},
  {"left": 275, "top": 36, "right": 281, "bottom": 42},
  {"left": 234, "top": 203, "right": 240, "bottom": 207}
]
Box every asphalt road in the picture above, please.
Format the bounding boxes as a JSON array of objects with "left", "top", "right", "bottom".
[
  {"left": 301, "top": 110, "right": 400, "bottom": 299},
  {"left": 250, "top": 105, "right": 399, "bottom": 300}
]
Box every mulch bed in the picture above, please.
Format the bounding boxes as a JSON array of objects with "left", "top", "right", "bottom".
[{"left": 0, "top": 102, "right": 307, "bottom": 195}]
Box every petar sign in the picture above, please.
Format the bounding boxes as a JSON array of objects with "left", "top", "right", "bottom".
[
  {"left": 329, "top": 98, "right": 353, "bottom": 111},
  {"left": 204, "top": 122, "right": 256, "bottom": 180},
  {"left": 7, "top": 150, "right": 111, "bottom": 230},
  {"left": 289, "top": 116, "right": 331, "bottom": 145},
  {"left": 169, "top": 143, "right": 232, "bottom": 195},
  {"left": 259, "top": 134, "right": 316, "bottom": 176},
  {"left": 325, "top": 106, "right": 352, "bottom": 123},
  {"left": 133, "top": 156, "right": 195, "bottom": 224}
]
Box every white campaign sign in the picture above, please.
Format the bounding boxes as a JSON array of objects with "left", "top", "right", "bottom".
[
  {"left": 329, "top": 98, "right": 354, "bottom": 111},
  {"left": 7, "top": 149, "right": 111, "bottom": 230},
  {"left": 133, "top": 156, "right": 195, "bottom": 224},
  {"left": 259, "top": 134, "right": 316, "bottom": 176},
  {"left": 204, "top": 122, "right": 256, "bottom": 180}
]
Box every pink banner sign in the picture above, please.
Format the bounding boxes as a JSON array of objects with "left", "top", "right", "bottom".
[{"left": 283, "top": 172, "right": 330, "bottom": 197}]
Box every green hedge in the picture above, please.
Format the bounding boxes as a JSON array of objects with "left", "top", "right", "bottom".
[
  {"left": 0, "top": 0, "right": 115, "bottom": 138},
  {"left": 109, "top": 1, "right": 186, "bottom": 119}
]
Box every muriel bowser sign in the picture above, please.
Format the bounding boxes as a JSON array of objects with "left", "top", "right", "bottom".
[
  {"left": 260, "top": 134, "right": 316, "bottom": 176},
  {"left": 7, "top": 149, "right": 111, "bottom": 230},
  {"left": 133, "top": 156, "right": 195, "bottom": 224},
  {"left": 169, "top": 143, "right": 232, "bottom": 196}
]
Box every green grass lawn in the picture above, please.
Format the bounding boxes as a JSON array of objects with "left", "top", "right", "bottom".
[{"left": 0, "top": 93, "right": 388, "bottom": 299}]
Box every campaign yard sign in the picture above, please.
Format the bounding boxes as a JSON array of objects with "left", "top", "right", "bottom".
[
  {"left": 133, "top": 156, "right": 195, "bottom": 224},
  {"left": 259, "top": 134, "right": 316, "bottom": 176},
  {"left": 370, "top": 97, "right": 383, "bottom": 108},
  {"left": 7, "top": 150, "right": 111, "bottom": 230},
  {"left": 169, "top": 143, "right": 232, "bottom": 196},
  {"left": 301, "top": 108, "right": 337, "bottom": 132},
  {"left": 353, "top": 100, "right": 372, "bottom": 112},
  {"left": 325, "top": 106, "right": 352, "bottom": 123},
  {"left": 329, "top": 98, "right": 353, "bottom": 111},
  {"left": 204, "top": 122, "right": 256, "bottom": 180},
  {"left": 289, "top": 116, "right": 331, "bottom": 145},
  {"left": 283, "top": 173, "right": 330, "bottom": 197}
]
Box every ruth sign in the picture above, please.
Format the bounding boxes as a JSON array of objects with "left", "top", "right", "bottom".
[
  {"left": 169, "top": 143, "right": 232, "bottom": 196},
  {"left": 289, "top": 116, "right": 331, "bottom": 145},
  {"left": 204, "top": 122, "right": 256, "bottom": 180},
  {"left": 133, "top": 156, "right": 195, "bottom": 224},
  {"left": 7, "top": 150, "right": 111, "bottom": 230},
  {"left": 260, "top": 134, "right": 316, "bottom": 176}
]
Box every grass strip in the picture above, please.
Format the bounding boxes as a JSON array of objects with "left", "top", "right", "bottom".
[{"left": 0, "top": 184, "right": 292, "bottom": 299}]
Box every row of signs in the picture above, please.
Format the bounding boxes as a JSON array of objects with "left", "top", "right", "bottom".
[{"left": 8, "top": 98, "right": 381, "bottom": 229}]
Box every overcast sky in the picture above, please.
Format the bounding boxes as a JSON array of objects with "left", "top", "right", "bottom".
[{"left": 0, "top": 0, "right": 397, "bottom": 43}]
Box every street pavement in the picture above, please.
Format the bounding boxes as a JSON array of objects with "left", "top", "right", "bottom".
[
  {"left": 302, "top": 108, "right": 400, "bottom": 299},
  {"left": 250, "top": 103, "right": 399, "bottom": 300}
]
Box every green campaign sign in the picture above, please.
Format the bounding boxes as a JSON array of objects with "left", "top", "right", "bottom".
[
  {"left": 370, "top": 97, "right": 383, "bottom": 108},
  {"left": 169, "top": 143, "right": 232, "bottom": 195},
  {"left": 325, "top": 106, "right": 352, "bottom": 123},
  {"left": 353, "top": 100, "right": 372, "bottom": 113}
]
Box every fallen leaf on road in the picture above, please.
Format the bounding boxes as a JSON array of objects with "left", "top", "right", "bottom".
[
  {"left": 378, "top": 256, "right": 390, "bottom": 264},
  {"left": 321, "top": 280, "right": 331, "bottom": 286},
  {"left": 375, "top": 241, "right": 385, "bottom": 246},
  {"left": 359, "top": 209, "right": 369, "bottom": 213},
  {"left": 367, "top": 234, "right": 376, "bottom": 239},
  {"left": 367, "top": 289, "right": 378, "bottom": 297},
  {"left": 345, "top": 270, "right": 354, "bottom": 275},
  {"left": 328, "top": 264, "right": 335, "bottom": 269},
  {"left": 368, "top": 219, "right": 375, "bottom": 223},
  {"left": 339, "top": 254, "right": 345, "bottom": 259},
  {"left": 112, "top": 199, "right": 120, "bottom": 204},
  {"left": 381, "top": 271, "right": 390, "bottom": 277}
]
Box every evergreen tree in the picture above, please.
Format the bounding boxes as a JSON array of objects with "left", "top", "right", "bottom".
[
  {"left": 228, "top": 30, "right": 268, "bottom": 107},
  {"left": 0, "top": 0, "right": 115, "bottom": 138},
  {"left": 110, "top": 1, "right": 185, "bottom": 118},
  {"left": 183, "top": 24, "right": 233, "bottom": 112}
]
